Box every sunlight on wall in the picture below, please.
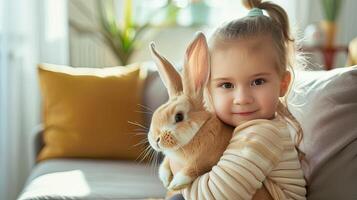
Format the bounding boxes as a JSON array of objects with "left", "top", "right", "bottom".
[
  {"left": 0, "top": 0, "right": 3, "bottom": 33},
  {"left": 69, "top": 0, "right": 355, "bottom": 68},
  {"left": 132, "top": 0, "right": 296, "bottom": 28},
  {"left": 42, "top": 0, "right": 69, "bottom": 65},
  {"left": 45, "top": 1, "right": 67, "bottom": 42}
]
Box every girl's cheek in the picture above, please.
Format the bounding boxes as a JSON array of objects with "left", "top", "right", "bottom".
[
  {"left": 211, "top": 93, "right": 223, "bottom": 109},
  {"left": 215, "top": 94, "right": 231, "bottom": 112}
]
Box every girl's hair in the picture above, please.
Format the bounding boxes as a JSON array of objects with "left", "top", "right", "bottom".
[{"left": 208, "top": 0, "right": 305, "bottom": 161}]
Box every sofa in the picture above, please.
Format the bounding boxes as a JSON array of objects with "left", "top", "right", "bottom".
[{"left": 17, "top": 63, "right": 357, "bottom": 200}]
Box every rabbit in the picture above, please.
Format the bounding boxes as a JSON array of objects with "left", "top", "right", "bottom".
[{"left": 147, "top": 32, "right": 234, "bottom": 191}]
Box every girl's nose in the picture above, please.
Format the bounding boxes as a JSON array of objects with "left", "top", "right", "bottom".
[{"left": 233, "top": 88, "right": 254, "bottom": 105}]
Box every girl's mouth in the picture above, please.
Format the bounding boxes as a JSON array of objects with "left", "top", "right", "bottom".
[{"left": 233, "top": 110, "right": 257, "bottom": 116}]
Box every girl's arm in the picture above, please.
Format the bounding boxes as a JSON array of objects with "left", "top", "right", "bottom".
[{"left": 181, "top": 121, "right": 285, "bottom": 200}]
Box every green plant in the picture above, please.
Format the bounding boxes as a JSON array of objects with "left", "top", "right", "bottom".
[
  {"left": 320, "top": 0, "right": 343, "bottom": 22},
  {"left": 97, "top": 0, "right": 147, "bottom": 65},
  {"left": 70, "top": 0, "right": 180, "bottom": 65}
]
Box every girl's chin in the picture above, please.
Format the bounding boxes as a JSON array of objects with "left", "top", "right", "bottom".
[
  {"left": 231, "top": 113, "right": 275, "bottom": 124},
  {"left": 233, "top": 115, "right": 256, "bottom": 120},
  {"left": 230, "top": 115, "right": 259, "bottom": 126}
]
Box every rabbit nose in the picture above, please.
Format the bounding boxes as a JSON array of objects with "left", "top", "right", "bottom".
[{"left": 156, "top": 137, "right": 160, "bottom": 143}]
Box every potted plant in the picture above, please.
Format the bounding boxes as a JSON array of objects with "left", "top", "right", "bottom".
[
  {"left": 70, "top": 0, "right": 180, "bottom": 65},
  {"left": 320, "top": 0, "right": 343, "bottom": 48}
]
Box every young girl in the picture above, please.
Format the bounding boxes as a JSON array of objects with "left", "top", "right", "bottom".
[{"left": 169, "top": 0, "right": 306, "bottom": 199}]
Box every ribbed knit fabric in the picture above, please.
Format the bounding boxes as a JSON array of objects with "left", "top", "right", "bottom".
[{"left": 182, "top": 117, "right": 306, "bottom": 200}]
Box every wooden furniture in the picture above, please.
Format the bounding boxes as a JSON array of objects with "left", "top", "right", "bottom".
[{"left": 302, "top": 45, "right": 349, "bottom": 70}]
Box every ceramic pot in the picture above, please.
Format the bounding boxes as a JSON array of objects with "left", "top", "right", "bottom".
[{"left": 320, "top": 20, "right": 337, "bottom": 48}]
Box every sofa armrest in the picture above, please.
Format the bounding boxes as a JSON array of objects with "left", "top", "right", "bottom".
[{"left": 31, "top": 124, "right": 44, "bottom": 163}]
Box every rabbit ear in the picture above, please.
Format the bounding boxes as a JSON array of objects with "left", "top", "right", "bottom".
[
  {"left": 150, "top": 42, "right": 183, "bottom": 98},
  {"left": 182, "top": 32, "right": 210, "bottom": 99}
]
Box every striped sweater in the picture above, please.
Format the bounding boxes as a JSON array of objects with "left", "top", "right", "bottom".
[{"left": 182, "top": 117, "right": 306, "bottom": 200}]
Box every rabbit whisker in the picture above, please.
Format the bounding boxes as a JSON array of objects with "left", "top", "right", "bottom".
[
  {"left": 135, "top": 110, "right": 153, "bottom": 115},
  {"left": 137, "top": 103, "right": 154, "bottom": 112},
  {"left": 133, "top": 131, "right": 148, "bottom": 136},
  {"left": 133, "top": 138, "right": 149, "bottom": 147},
  {"left": 128, "top": 121, "right": 148, "bottom": 130},
  {"left": 137, "top": 145, "right": 153, "bottom": 163}
]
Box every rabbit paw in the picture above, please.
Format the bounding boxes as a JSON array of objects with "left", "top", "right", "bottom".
[
  {"left": 168, "top": 171, "right": 193, "bottom": 191},
  {"left": 159, "top": 164, "right": 173, "bottom": 187}
]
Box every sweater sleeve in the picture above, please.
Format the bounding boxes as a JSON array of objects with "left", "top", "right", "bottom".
[{"left": 182, "top": 120, "right": 285, "bottom": 200}]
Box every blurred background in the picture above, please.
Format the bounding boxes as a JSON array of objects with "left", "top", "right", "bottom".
[{"left": 0, "top": 0, "right": 356, "bottom": 199}]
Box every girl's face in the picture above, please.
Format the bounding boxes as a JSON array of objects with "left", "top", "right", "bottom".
[{"left": 209, "top": 36, "right": 290, "bottom": 127}]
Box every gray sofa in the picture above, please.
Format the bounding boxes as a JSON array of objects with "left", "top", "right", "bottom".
[
  {"left": 18, "top": 65, "right": 357, "bottom": 200},
  {"left": 18, "top": 66, "right": 169, "bottom": 200}
]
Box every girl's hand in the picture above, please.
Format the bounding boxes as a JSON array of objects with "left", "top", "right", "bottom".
[
  {"left": 169, "top": 159, "right": 272, "bottom": 199},
  {"left": 252, "top": 186, "right": 273, "bottom": 200},
  {"left": 169, "top": 159, "right": 184, "bottom": 175}
]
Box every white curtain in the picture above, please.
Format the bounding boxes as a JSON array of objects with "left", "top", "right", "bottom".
[{"left": 0, "top": 0, "right": 68, "bottom": 199}]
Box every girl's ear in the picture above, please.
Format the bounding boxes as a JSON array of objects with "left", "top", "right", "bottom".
[
  {"left": 150, "top": 42, "right": 183, "bottom": 98},
  {"left": 182, "top": 32, "right": 210, "bottom": 99},
  {"left": 280, "top": 71, "right": 291, "bottom": 97}
]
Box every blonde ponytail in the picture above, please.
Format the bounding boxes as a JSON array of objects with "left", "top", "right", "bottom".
[
  {"left": 260, "top": 2, "right": 293, "bottom": 42},
  {"left": 243, "top": 0, "right": 293, "bottom": 43},
  {"left": 242, "top": 0, "right": 262, "bottom": 9}
]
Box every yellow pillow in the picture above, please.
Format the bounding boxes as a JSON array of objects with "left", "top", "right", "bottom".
[{"left": 37, "top": 63, "right": 147, "bottom": 162}]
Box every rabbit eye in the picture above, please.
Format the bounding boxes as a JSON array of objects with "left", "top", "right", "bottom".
[{"left": 175, "top": 112, "right": 184, "bottom": 123}]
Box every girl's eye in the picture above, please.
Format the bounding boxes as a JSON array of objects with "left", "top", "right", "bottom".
[
  {"left": 221, "top": 82, "right": 234, "bottom": 89},
  {"left": 251, "top": 78, "right": 266, "bottom": 86},
  {"left": 175, "top": 112, "right": 184, "bottom": 123}
]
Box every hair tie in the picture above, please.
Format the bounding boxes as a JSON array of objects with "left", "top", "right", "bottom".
[{"left": 247, "top": 7, "right": 263, "bottom": 17}]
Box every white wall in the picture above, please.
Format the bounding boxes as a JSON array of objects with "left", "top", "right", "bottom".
[
  {"left": 0, "top": 1, "right": 42, "bottom": 199},
  {"left": 0, "top": 0, "right": 7, "bottom": 197},
  {"left": 0, "top": 1, "right": 69, "bottom": 199},
  {"left": 69, "top": 0, "right": 357, "bottom": 68}
]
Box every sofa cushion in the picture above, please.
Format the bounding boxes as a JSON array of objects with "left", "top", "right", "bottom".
[
  {"left": 17, "top": 159, "right": 166, "bottom": 200},
  {"left": 288, "top": 66, "right": 357, "bottom": 199},
  {"left": 37, "top": 63, "right": 148, "bottom": 162},
  {"left": 142, "top": 64, "right": 169, "bottom": 126}
]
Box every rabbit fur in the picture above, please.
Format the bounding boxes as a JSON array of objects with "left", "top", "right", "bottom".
[{"left": 147, "top": 32, "right": 234, "bottom": 191}]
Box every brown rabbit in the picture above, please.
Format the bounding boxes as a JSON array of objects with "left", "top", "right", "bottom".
[{"left": 147, "top": 32, "right": 234, "bottom": 191}]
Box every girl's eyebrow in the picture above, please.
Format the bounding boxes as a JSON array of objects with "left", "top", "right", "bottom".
[
  {"left": 213, "top": 73, "right": 270, "bottom": 81},
  {"left": 211, "top": 77, "right": 232, "bottom": 82},
  {"left": 251, "top": 72, "right": 271, "bottom": 77}
]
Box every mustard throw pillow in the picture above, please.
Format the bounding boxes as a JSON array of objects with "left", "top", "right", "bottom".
[{"left": 37, "top": 63, "right": 147, "bottom": 162}]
